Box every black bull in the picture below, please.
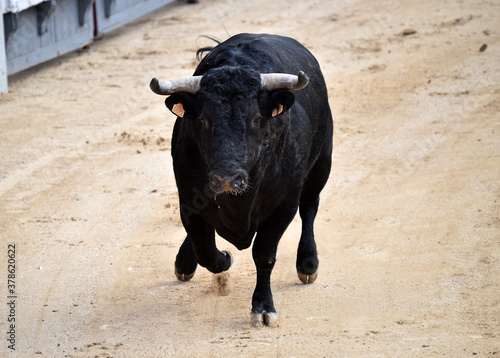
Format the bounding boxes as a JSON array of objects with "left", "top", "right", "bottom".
[{"left": 150, "top": 33, "right": 333, "bottom": 327}]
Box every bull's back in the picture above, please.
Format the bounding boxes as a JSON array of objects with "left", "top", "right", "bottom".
[{"left": 197, "top": 34, "right": 327, "bottom": 92}]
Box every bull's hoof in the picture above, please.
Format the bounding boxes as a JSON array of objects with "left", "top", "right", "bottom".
[
  {"left": 297, "top": 270, "right": 318, "bottom": 284},
  {"left": 175, "top": 267, "right": 196, "bottom": 282},
  {"left": 296, "top": 256, "right": 319, "bottom": 284},
  {"left": 251, "top": 311, "right": 278, "bottom": 328}
]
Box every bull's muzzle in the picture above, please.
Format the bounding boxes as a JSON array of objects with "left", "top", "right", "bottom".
[{"left": 209, "top": 169, "right": 248, "bottom": 195}]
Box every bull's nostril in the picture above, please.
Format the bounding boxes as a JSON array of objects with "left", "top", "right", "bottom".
[
  {"left": 232, "top": 175, "right": 244, "bottom": 189},
  {"left": 231, "top": 170, "right": 248, "bottom": 190}
]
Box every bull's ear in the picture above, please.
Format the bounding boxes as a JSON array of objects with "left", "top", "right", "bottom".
[
  {"left": 268, "top": 90, "right": 295, "bottom": 117},
  {"left": 165, "top": 93, "right": 196, "bottom": 118}
]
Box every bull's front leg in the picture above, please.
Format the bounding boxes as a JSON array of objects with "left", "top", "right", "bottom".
[
  {"left": 251, "top": 202, "right": 297, "bottom": 327},
  {"left": 174, "top": 236, "right": 198, "bottom": 281},
  {"left": 175, "top": 214, "right": 232, "bottom": 281}
]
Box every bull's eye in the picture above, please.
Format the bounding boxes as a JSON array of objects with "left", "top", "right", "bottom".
[
  {"left": 199, "top": 117, "right": 209, "bottom": 129},
  {"left": 251, "top": 115, "right": 263, "bottom": 128}
]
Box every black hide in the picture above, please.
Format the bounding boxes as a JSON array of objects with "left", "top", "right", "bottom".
[{"left": 161, "top": 33, "right": 333, "bottom": 326}]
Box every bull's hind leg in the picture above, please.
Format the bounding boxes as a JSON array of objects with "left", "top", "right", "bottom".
[
  {"left": 297, "top": 144, "right": 332, "bottom": 284},
  {"left": 297, "top": 197, "right": 320, "bottom": 284}
]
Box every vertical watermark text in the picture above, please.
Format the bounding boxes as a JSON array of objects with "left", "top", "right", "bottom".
[{"left": 6, "top": 244, "right": 17, "bottom": 351}]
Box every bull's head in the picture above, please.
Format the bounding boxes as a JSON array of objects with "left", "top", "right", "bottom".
[{"left": 150, "top": 66, "right": 309, "bottom": 196}]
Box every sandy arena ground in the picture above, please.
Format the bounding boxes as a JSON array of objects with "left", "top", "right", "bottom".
[{"left": 0, "top": 0, "right": 499, "bottom": 356}]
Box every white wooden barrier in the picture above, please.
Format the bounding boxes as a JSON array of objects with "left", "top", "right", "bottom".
[{"left": 1, "top": 0, "right": 174, "bottom": 94}]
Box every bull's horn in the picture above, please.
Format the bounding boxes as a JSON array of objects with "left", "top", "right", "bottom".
[
  {"left": 260, "top": 71, "right": 309, "bottom": 91},
  {"left": 150, "top": 76, "right": 202, "bottom": 95}
]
